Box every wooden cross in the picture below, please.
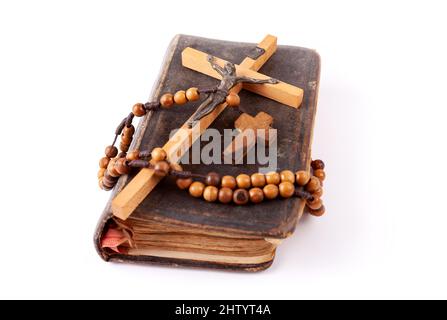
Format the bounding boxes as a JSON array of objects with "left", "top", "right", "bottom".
[
  {"left": 223, "top": 112, "right": 274, "bottom": 163},
  {"left": 112, "top": 35, "right": 304, "bottom": 220}
]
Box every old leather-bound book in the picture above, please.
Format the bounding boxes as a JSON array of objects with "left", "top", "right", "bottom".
[{"left": 94, "top": 35, "right": 320, "bottom": 271}]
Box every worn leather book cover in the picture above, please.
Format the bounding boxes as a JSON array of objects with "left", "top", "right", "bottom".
[{"left": 94, "top": 34, "right": 320, "bottom": 271}]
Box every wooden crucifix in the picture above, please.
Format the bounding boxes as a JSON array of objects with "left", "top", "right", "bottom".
[{"left": 111, "top": 35, "right": 304, "bottom": 220}]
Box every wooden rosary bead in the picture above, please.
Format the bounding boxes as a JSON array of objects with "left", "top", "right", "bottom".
[
  {"left": 311, "top": 159, "right": 325, "bottom": 170},
  {"left": 170, "top": 163, "right": 183, "bottom": 172},
  {"left": 119, "top": 142, "right": 130, "bottom": 153},
  {"left": 174, "top": 90, "right": 188, "bottom": 105},
  {"left": 99, "top": 157, "right": 110, "bottom": 169},
  {"left": 280, "top": 170, "right": 295, "bottom": 184},
  {"left": 306, "top": 196, "right": 323, "bottom": 210},
  {"left": 115, "top": 158, "right": 130, "bottom": 175},
  {"left": 236, "top": 174, "right": 251, "bottom": 189},
  {"left": 97, "top": 168, "right": 106, "bottom": 179},
  {"left": 226, "top": 93, "right": 240, "bottom": 107},
  {"left": 265, "top": 171, "right": 280, "bottom": 185},
  {"left": 123, "top": 125, "right": 135, "bottom": 137},
  {"left": 186, "top": 87, "right": 200, "bottom": 101},
  {"left": 160, "top": 93, "right": 174, "bottom": 108},
  {"left": 121, "top": 134, "right": 133, "bottom": 145},
  {"left": 151, "top": 147, "right": 167, "bottom": 162},
  {"left": 233, "top": 189, "right": 249, "bottom": 205},
  {"left": 218, "top": 187, "right": 233, "bottom": 204},
  {"left": 107, "top": 159, "right": 120, "bottom": 177},
  {"left": 263, "top": 184, "right": 279, "bottom": 200},
  {"left": 306, "top": 176, "right": 321, "bottom": 193},
  {"left": 99, "top": 178, "right": 112, "bottom": 191},
  {"left": 279, "top": 181, "right": 295, "bottom": 198},
  {"left": 249, "top": 187, "right": 264, "bottom": 203},
  {"left": 313, "top": 188, "right": 323, "bottom": 198},
  {"left": 103, "top": 171, "right": 118, "bottom": 185},
  {"left": 117, "top": 152, "right": 127, "bottom": 158},
  {"left": 203, "top": 186, "right": 219, "bottom": 202},
  {"left": 313, "top": 169, "right": 326, "bottom": 182},
  {"left": 221, "top": 175, "right": 237, "bottom": 189},
  {"left": 189, "top": 181, "right": 205, "bottom": 198},
  {"left": 309, "top": 205, "right": 325, "bottom": 217},
  {"left": 176, "top": 178, "right": 193, "bottom": 190},
  {"left": 153, "top": 161, "right": 170, "bottom": 177},
  {"left": 132, "top": 103, "right": 146, "bottom": 117},
  {"left": 295, "top": 170, "right": 311, "bottom": 186},
  {"left": 105, "top": 145, "right": 118, "bottom": 158},
  {"left": 98, "top": 178, "right": 105, "bottom": 189},
  {"left": 126, "top": 150, "right": 140, "bottom": 161},
  {"left": 205, "top": 172, "right": 221, "bottom": 187},
  {"left": 251, "top": 173, "right": 266, "bottom": 188}
]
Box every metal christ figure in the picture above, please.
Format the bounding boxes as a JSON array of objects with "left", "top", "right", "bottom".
[{"left": 187, "top": 55, "right": 279, "bottom": 127}]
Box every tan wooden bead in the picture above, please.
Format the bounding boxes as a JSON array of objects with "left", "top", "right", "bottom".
[
  {"left": 169, "top": 163, "right": 183, "bottom": 172},
  {"left": 105, "top": 145, "right": 118, "bottom": 158},
  {"left": 126, "top": 150, "right": 140, "bottom": 161},
  {"left": 174, "top": 90, "right": 187, "bottom": 105},
  {"left": 132, "top": 103, "right": 146, "bottom": 117},
  {"left": 236, "top": 174, "right": 251, "bottom": 189},
  {"left": 226, "top": 93, "right": 240, "bottom": 107},
  {"left": 233, "top": 189, "right": 249, "bottom": 205},
  {"left": 251, "top": 173, "right": 266, "bottom": 188},
  {"left": 160, "top": 93, "right": 174, "bottom": 108},
  {"left": 249, "top": 187, "right": 264, "bottom": 203},
  {"left": 189, "top": 181, "right": 205, "bottom": 198},
  {"left": 103, "top": 172, "right": 118, "bottom": 186},
  {"left": 313, "top": 188, "right": 323, "bottom": 198},
  {"left": 314, "top": 169, "right": 326, "bottom": 182},
  {"left": 123, "top": 125, "right": 135, "bottom": 136},
  {"left": 306, "top": 176, "right": 321, "bottom": 193},
  {"left": 115, "top": 158, "right": 130, "bottom": 175},
  {"left": 280, "top": 170, "right": 295, "bottom": 183},
  {"left": 176, "top": 178, "right": 193, "bottom": 190},
  {"left": 203, "top": 186, "right": 219, "bottom": 202},
  {"left": 263, "top": 184, "right": 279, "bottom": 200},
  {"left": 107, "top": 159, "right": 120, "bottom": 177},
  {"left": 119, "top": 142, "right": 130, "bottom": 153},
  {"left": 218, "top": 187, "right": 233, "bottom": 204},
  {"left": 151, "top": 147, "right": 167, "bottom": 162},
  {"left": 295, "top": 170, "right": 311, "bottom": 186},
  {"left": 99, "top": 157, "right": 110, "bottom": 169},
  {"left": 279, "top": 181, "right": 295, "bottom": 198},
  {"left": 117, "top": 152, "right": 127, "bottom": 158},
  {"left": 99, "top": 178, "right": 113, "bottom": 191},
  {"left": 121, "top": 134, "right": 133, "bottom": 145},
  {"left": 186, "top": 87, "right": 200, "bottom": 101},
  {"left": 153, "top": 161, "right": 170, "bottom": 177},
  {"left": 97, "top": 168, "right": 106, "bottom": 178},
  {"left": 307, "top": 196, "right": 323, "bottom": 210},
  {"left": 221, "top": 175, "right": 237, "bottom": 189},
  {"left": 98, "top": 178, "right": 104, "bottom": 189},
  {"left": 265, "top": 171, "right": 280, "bottom": 185},
  {"left": 309, "top": 205, "right": 325, "bottom": 217}
]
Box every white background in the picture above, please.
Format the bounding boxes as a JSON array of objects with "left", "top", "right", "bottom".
[{"left": 0, "top": 0, "right": 446, "bottom": 299}]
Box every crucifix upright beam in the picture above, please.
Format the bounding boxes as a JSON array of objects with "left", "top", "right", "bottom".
[{"left": 111, "top": 35, "right": 303, "bottom": 220}]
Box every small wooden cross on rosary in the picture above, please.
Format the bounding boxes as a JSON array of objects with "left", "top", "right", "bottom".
[
  {"left": 223, "top": 111, "right": 274, "bottom": 163},
  {"left": 110, "top": 35, "right": 306, "bottom": 220}
]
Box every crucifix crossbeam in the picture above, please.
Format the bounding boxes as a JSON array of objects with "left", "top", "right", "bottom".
[
  {"left": 182, "top": 47, "right": 303, "bottom": 108},
  {"left": 111, "top": 35, "right": 304, "bottom": 220}
]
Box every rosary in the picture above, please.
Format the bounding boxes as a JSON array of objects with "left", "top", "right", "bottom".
[{"left": 97, "top": 56, "right": 326, "bottom": 217}]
